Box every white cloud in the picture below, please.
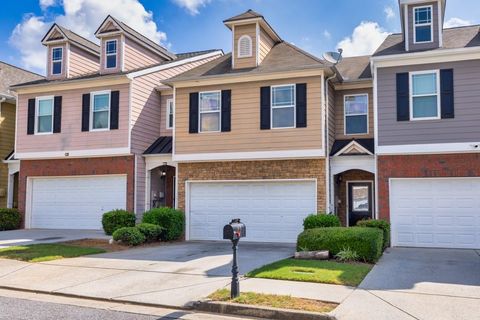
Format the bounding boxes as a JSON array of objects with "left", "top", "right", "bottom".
[
  {"left": 172, "top": 0, "right": 211, "bottom": 15},
  {"left": 323, "top": 30, "right": 331, "bottom": 39},
  {"left": 40, "top": 0, "right": 57, "bottom": 10},
  {"left": 10, "top": 0, "right": 168, "bottom": 74},
  {"left": 444, "top": 17, "right": 472, "bottom": 28},
  {"left": 384, "top": 6, "right": 395, "bottom": 20},
  {"left": 337, "top": 21, "right": 389, "bottom": 57}
]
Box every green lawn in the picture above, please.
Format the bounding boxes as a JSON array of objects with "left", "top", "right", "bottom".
[
  {"left": 209, "top": 289, "right": 337, "bottom": 313},
  {"left": 0, "top": 244, "right": 106, "bottom": 262},
  {"left": 246, "top": 258, "right": 373, "bottom": 287}
]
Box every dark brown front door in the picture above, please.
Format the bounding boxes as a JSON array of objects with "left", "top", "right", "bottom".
[{"left": 348, "top": 182, "right": 373, "bottom": 226}]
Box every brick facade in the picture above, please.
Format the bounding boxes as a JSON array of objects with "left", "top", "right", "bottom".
[
  {"left": 177, "top": 159, "right": 326, "bottom": 212},
  {"left": 377, "top": 153, "right": 480, "bottom": 221},
  {"left": 18, "top": 156, "right": 135, "bottom": 226}
]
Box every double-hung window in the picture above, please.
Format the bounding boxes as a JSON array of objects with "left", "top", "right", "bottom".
[
  {"left": 36, "top": 97, "right": 54, "bottom": 134},
  {"left": 414, "top": 6, "right": 432, "bottom": 43},
  {"left": 166, "top": 98, "right": 174, "bottom": 129},
  {"left": 271, "top": 84, "right": 295, "bottom": 129},
  {"left": 91, "top": 91, "right": 110, "bottom": 130},
  {"left": 199, "top": 91, "right": 221, "bottom": 132},
  {"left": 105, "top": 40, "right": 117, "bottom": 69},
  {"left": 344, "top": 94, "right": 368, "bottom": 135},
  {"left": 410, "top": 70, "right": 440, "bottom": 120},
  {"left": 51, "top": 47, "right": 63, "bottom": 75}
]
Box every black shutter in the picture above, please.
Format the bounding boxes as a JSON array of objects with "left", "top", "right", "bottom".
[
  {"left": 396, "top": 72, "right": 409, "bottom": 121},
  {"left": 260, "top": 86, "right": 270, "bottom": 130},
  {"left": 440, "top": 69, "right": 454, "bottom": 119},
  {"left": 27, "top": 99, "right": 35, "bottom": 135},
  {"left": 110, "top": 90, "right": 120, "bottom": 129},
  {"left": 189, "top": 92, "right": 199, "bottom": 133},
  {"left": 296, "top": 83, "right": 307, "bottom": 128},
  {"left": 53, "top": 96, "right": 62, "bottom": 133},
  {"left": 221, "top": 90, "right": 231, "bottom": 132},
  {"left": 82, "top": 93, "right": 90, "bottom": 132}
]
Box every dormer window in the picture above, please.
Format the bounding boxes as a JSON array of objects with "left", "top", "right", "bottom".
[
  {"left": 238, "top": 35, "right": 252, "bottom": 58},
  {"left": 105, "top": 40, "right": 117, "bottom": 69},
  {"left": 51, "top": 47, "right": 63, "bottom": 75},
  {"left": 414, "top": 6, "right": 432, "bottom": 43}
]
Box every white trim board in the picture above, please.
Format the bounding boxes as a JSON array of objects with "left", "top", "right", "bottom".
[
  {"left": 173, "top": 149, "right": 325, "bottom": 162},
  {"left": 377, "top": 142, "right": 480, "bottom": 155},
  {"left": 16, "top": 147, "right": 131, "bottom": 160},
  {"left": 330, "top": 155, "right": 375, "bottom": 176}
]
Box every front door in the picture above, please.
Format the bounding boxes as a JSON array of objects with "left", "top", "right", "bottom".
[{"left": 348, "top": 182, "right": 373, "bottom": 226}]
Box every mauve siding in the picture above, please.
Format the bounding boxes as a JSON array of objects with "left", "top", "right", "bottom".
[
  {"left": 160, "top": 94, "right": 173, "bottom": 136},
  {"left": 407, "top": 2, "right": 439, "bottom": 51},
  {"left": 124, "top": 37, "right": 165, "bottom": 71},
  {"left": 377, "top": 59, "right": 480, "bottom": 146},
  {"left": 16, "top": 83, "right": 130, "bottom": 153},
  {"left": 46, "top": 44, "right": 66, "bottom": 80},
  {"left": 335, "top": 88, "right": 374, "bottom": 140},
  {"left": 100, "top": 36, "right": 122, "bottom": 74},
  {"left": 69, "top": 44, "right": 99, "bottom": 78}
]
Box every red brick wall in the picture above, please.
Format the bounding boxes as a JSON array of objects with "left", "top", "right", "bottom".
[
  {"left": 377, "top": 153, "right": 480, "bottom": 221},
  {"left": 18, "top": 156, "right": 135, "bottom": 226}
]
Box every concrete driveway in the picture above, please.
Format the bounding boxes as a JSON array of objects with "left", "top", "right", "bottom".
[
  {"left": 0, "top": 229, "right": 109, "bottom": 248},
  {"left": 333, "top": 247, "right": 480, "bottom": 320},
  {"left": 0, "top": 241, "right": 294, "bottom": 307}
]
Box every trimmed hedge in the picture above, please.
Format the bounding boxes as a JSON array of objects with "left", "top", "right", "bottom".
[
  {"left": 303, "top": 214, "right": 340, "bottom": 230},
  {"left": 102, "top": 209, "right": 136, "bottom": 235},
  {"left": 357, "top": 219, "right": 390, "bottom": 248},
  {"left": 136, "top": 223, "right": 163, "bottom": 242},
  {"left": 0, "top": 208, "right": 21, "bottom": 231},
  {"left": 297, "top": 227, "right": 383, "bottom": 263},
  {"left": 142, "top": 207, "right": 184, "bottom": 241},
  {"left": 112, "top": 227, "right": 145, "bottom": 246}
]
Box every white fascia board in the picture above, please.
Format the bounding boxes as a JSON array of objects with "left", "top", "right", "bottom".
[
  {"left": 377, "top": 142, "right": 480, "bottom": 155},
  {"left": 173, "top": 149, "right": 325, "bottom": 162},
  {"left": 16, "top": 147, "right": 131, "bottom": 160},
  {"left": 333, "top": 140, "right": 373, "bottom": 157},
  {"left": 330, "top": 155, "right": 375, "bottom": 175}
]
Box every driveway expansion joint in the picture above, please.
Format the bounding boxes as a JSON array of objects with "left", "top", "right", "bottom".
[{"left": 366, "top": 290, "right": 419, "bottom": 320}]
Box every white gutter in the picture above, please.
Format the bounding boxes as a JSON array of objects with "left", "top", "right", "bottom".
[{"left": 325, "top": 72, "right": 336, "bottom": 214}]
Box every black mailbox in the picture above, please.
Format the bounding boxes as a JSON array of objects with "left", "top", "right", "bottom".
[{"left": 223, "top": 219, "right": 246, "bottom": 240}]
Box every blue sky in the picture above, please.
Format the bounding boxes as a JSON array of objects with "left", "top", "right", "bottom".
[{"left": 1, "top": 0, "right": 479, "bottom": 75}]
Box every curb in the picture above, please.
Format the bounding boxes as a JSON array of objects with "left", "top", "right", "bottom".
[{"left": 194, "top": 300, "right": 336, "bottom": 320}]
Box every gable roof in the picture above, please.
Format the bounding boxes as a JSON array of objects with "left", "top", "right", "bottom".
[
  {"left": 95, "top": 15, "right": 176, "bottom": 61},
  {"left": 223, "top": 9, "right": 282, "bottom": 43},
  {"left": 41, "top": 24, "right": 100, "bottom": 56},
  {"left": 0, "top": 61, "right": 43, "bottom": 97},
  {"left": 223, "top": 9, "right": 264, "bottom": 23},
  {"left": 330, "top": 139, "right": 375, "bottom": 156},
  {"left": 335, "top": 56, "right": 372, "bottom": 82},
  {"left": 374, "top": 25, "right": 480, "bottom": 57}
]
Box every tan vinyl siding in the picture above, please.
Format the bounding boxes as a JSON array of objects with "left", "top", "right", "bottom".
[
  {"left": 100, "top": 36, "right": 122, "bottom": 74},
  {"left": 334, "top": 88, "right": 374, "bottom": 140},
  {"left": 124, "top": 37, "right": 165, "bottom": 71},
  {"left": 0, "top": 103, "right": 15, "bottom": 207},
  {"left": 68, "top": 44, "right": 99, "bottom": 78},
  {"left": 233, "top": 23, "right": 257, "bottom": 69},
  {"left": 16, "top": 83, "right": 130, "bottom": 153},
  {"left": 174, "top": 75, "right": 324, "bottom": 154},
  {"left": 259, "top": 26, "right": 275, "bottom": 63}
]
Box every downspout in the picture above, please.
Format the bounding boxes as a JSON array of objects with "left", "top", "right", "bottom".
[{"left": 324, "top": 73, "right": 336, "bottom": 214}]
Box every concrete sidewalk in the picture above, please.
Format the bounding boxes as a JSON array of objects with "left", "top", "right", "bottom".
[{"left": 0, "top": 229, "right": 109, "bottom": 248}]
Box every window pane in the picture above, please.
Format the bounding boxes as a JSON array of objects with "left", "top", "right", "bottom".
[
  {"left": 352, "top": 186, "right": 369, "bottom": 212},
  {"left": 345, "top": 95, "right": 367, "bottom": 115},
  {"left": 415, "top": 7, "right": 431, "bottom": 24},
  {"left": 272, "top": 86, "right": 294, "bottom": 106},
  {"left": 200, "top": 112, "right": 220, "bottom": 132},
  {"left": 413, "top": 96, "right": 438, "bottom": 118},
  {"left": 106, "top": 55, "right": 116, "bottom": 68},
  {"left": 93, "top": 110, "right": 109, "bottom": 129},
  {"left": 52, "top": 61, "right": 62, "bottom": 74},
  {"left": 52, "top": 48, "right": 62, "bottom": 61},
  {"left": 199, "top": 92, "right": 220, "bottom": 112},
  {"left": 106, "top": 41, "right": 116, "bottom": 54},
  {"left": 38, "top": 115, "right": 52, "bottom": 133},
  {"left": 38, "top": 99, "right": 53, "bottom": 116},
  {"left": 346, "top": 115, "right": 368, "bottom": 134},
  {"left": 415, "top": 25, "right": 432, "bottom": 42},
  {"left": 272, "top": 107, "right": 294, "bottom": 128},
  {"left": 168, "top": 114, "right": 174, "bottom": 128},
  {"left": 412, "top": 73, "right": 436, "bottom": 95},
  {"left": 94, "top": 94, "right": 109, "bottom": 111}
]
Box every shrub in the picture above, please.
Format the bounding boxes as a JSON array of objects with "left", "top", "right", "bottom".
[
  {"left": 112, "top": 227, "right": 145, "bottom": 246},
  {"left": 335, "top": 247, "right": 360, "bottom": 262},
  {"left": 357, "top": 219, "right": 390, "bottom": 248},
  {"left": 142, "top": 207, "right": 184, "bottom": 241},
  {"left": 297, "top": 227, "right": 383, "bottom": 263},
  {"left": 102, "top": 209, "right": 136, "bottom": 235},
  {"left": 136, "top": 223, "right": 163, "bottom": 242},
  {"left": 303, "top": 213, "right": 341, "bottom": 230},
  {"left": 0, "top": 208, "right": 21, "bottom": 231}
]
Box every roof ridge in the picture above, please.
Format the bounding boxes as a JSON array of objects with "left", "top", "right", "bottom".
[
  {"left": 282, "top": 41, "right": 324, "bottom": 64},
  {"left": 56, "top": 24, "right": 100, "bottom": 49}
]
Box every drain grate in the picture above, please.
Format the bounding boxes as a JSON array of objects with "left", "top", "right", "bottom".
[{"left": 34, "top": 237, "right": 64, "bottom": 241}]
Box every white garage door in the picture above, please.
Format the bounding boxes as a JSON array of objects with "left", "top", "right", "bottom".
[
  {"left": 188, "top": 180, "right": 317, "bottom": 243},
  {"left": 390, "top": 178, "right": 480, "bottom": 249},
  {"left": 29, "top": 175, "right": 127, "bottom": 230}
]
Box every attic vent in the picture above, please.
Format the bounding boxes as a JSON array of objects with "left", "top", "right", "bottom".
[{"left": 238, "top": 35, "right": 252, "bottom": 58}]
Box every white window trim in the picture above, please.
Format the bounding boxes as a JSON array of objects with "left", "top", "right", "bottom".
[
  {"left": 271, "top": 84, "right": 296, "bottom": 129},
  {"left": 51, "top": 46, "right": 63, "bottom": 76},
  {"left": 198, "top": 90, "right": 221, "bottom": 133},
  {"left": 35, "top": 96, "right": 54, "bottom": 135},
  {"left": 237, "top": 35, "right": 253, "bottom": 58},
  {"left": 90, "top": 90, "right": 111, "bottom": 131},
  {"left": 166, "top": 98, "right": 174, "bottom": 129},
  {"left": 413, "top": 5, "right": 434, "bottom": 44},
  {"left": 344, "top": 93, "right": 369, "bottom": 136},
  {"left": 105, "top": 39, "right": 118, "bottom": 69},
  {"left": 409, "top": 70, "right": 441, "bottom": 121}
]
